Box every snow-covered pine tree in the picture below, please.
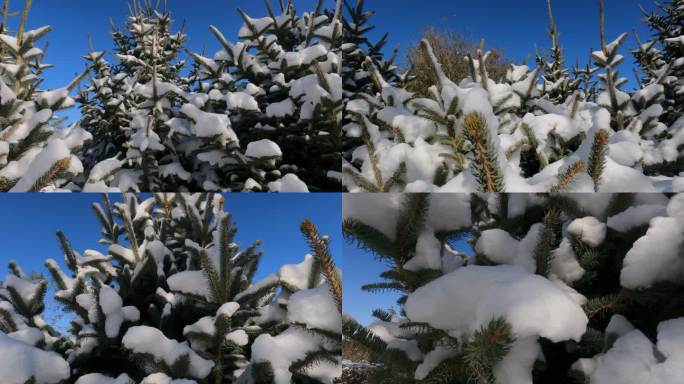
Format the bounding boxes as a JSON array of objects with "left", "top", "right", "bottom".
[
  {"left": 636, "top": 0, "right": 684, "bottom": 126},
  {"left": 80, "top": 3, "right": 193, "bottom": 192},
  {"left": 341, "top": 0, "right": 406, "bottom": 156},
  {"left": 0, "top": 261, "right": 72, "bottom": 384},
  {"left": 0, "top": 0, "right": 92, "bottom": 192},
  {"left": 591, "top": 0, "right": 684, "bottom": 179},
  {"left": 592, "top": 1, "right": 633, "bottom": 133},
  {"left": 183, "top": 0, "right": 343, "bottom": 192},
  {"left": 535, "top": 0, "right": 580, "bottom": 105},
  {"left": 76, "top": 38, "right": 135, "bottom": 176},
  {"left": 0, "top": 193, "right": 341, "bottom": 384},
  {"left": 343, "top": 192, "right": 684, "bottom": 383}
]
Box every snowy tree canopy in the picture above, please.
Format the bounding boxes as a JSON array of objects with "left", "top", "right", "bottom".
[{"left": 0, "top": 0, "right": 91, "bottom": 192}]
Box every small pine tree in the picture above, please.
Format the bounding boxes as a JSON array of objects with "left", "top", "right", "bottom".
[
  {"left": 536, "top": 0, "right": 580, "bottom": 105},
  {"left": 0, "top": 0, "right": 91, "bottom": 192},
  {"left": 79, "top": 4, "right": 192, "bottom": 191},
  {"left": 0, "top": 262, "right": 72, "bottom": 384},
  {"left": 636, "top": 0, "right": 684, "bottom": 126},
  {"left": 185, "top": 0, "right": 344, "bottom": 192}
]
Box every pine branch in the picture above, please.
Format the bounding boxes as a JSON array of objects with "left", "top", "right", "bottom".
[
  {"left": 252, "top": 361, "right": 276, "bottom": 384},
  {"left": 587, "top": 129, "right": 609, "bottom": 191},
  {"left": 197, "top": 248, "right": 223, "bottom": 303},
  {"left": 28, "top": 157, "right": 71, "bottom": 192},
  {"left": 422, "top": 356, "right": 466, "bottom": 384},
  {"left": 55, "top": 231, "right": 78, "bottom": 270},
  {"left": 462, "top": 112, "right": 505, "bottom": 192},
  {"left": 218, "top": 211, "right": 232, "bottom": 301},
  {"left": 300, "top": 220, "right": 342, "bottom": 311},
  {"left": 550, "top": 160, "right": 586, "bottom": 192},
  {"left": 534, "top": 207, "right": 561, "bottom": 276},
  {"left": 371, "top": 309, "right": 393, "bottom": 322},
  {"left": 462, "top": 317, "right": 515, "bottom": 384},
  {"left": 342, "top": 218, "right": 396, "bottom": 262},
  {"left": 0, "top": 307, "right": 17, "bottom": 333},
  {"left": 118, "top": 204, "right": 140, "bottom": 262},
  {"left": 361, "top": 282, "right": 404, "bottom": 293},
  {"left": 289, "top": 349, "right": 340, "bottom": 375},
  {"left": 343, "top": 317, "right": 387, "bottom": 355},
  {"left": 583, "top": 293, "right": 621, "bottom": 319},
  {"left": 394, "top": 194, "right": 430, "bottom": 268}
]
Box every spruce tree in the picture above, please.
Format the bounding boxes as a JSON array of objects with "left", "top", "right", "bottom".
[
  {"left": 79, "top": 3, "right": 192, "bottom": 192},
  {"left": 341, "top": 0, "right": 406, "bottom": 156},
  {"left": 0, "top": 0, "right": 92, "bottom": 192},
  {"left": 343, "top": 193, "right": 684, "bottom": 383},
  {"left": 0, "top": 262, "right": 72, "bottom": 384},
  {"left": 76, "top": 39, "right": 135, "bottom": 176},
  {"left": 183, "top": 0, "right": 344, "bottom": 192},
  {"left": 535, "top": 0, "right": 580, "bottom": 105},
  {"left": 636, "top": 0, "right": 684, "bottom": 126}
]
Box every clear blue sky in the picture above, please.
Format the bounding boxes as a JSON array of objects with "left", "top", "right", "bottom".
[
  {"left": 7, "top": 0, "right": 656, "bottom": 117},
  {"left": 0, "top": 193, "right": 341, "bottom": 328}
]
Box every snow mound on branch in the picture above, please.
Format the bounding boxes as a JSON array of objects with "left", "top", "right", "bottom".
[
  {"left": 620, "top": 216, "right": 684, "bottom": 289},
  {"left": 343, "top": 193, "right": 404, "bottom": 240},
  {"left": 122, "top": 326, "right": 214, "bottom": 379},
  {"left": 550, "top": 239, "right": 586, "bottom": 283},
  {"left": 573, "top": 317, "right": 684, "bottom": 384},
  {"left": 607, "top": 204, "right": 667, "bottom": 232},
  {"left": 405, "top": 265, "right": 588, "bottom": 342},
  {"left": 267, "top": 173, "right": 309, "bottom": 192},
  {"left": 7, "top": 328, "right": 43, "bottom": 346},
  {"left": 278, "top": 254, "right": 314, "bottom": 291},
  {"left": 287, "top": 284, "right": 341, "bottom": 333},
  {"left": 140, "top": 373, "right": 197, "bottom": 384},
  {"left": 667, "top": 193, "right": 684, "bottom": 228},
  {"left": 342, "top": 194, "right": 470, "bottom": 241},
  {"left": 0, "top": 332, "right": 70, "bottom": 384},
  {"left": 10, "top": 139, "right": 79, "bottom": 192},
  {"left": 414, "top": 346, "right": 458, "bottom": 380},
  {"left": 245, "top": 139, "right": 282, "bottom": 158},
  {"left": 225, "top": 92, "right": 259, "bottom": 111},
  {"left": 99, "top": 285, "right": 140, "bottom": 338},
  {"left": 167, "top": 270, "right": 210, "bottom": 298},
  {"left": 475, "top": 224, "right": 541, "bottom": 273},
  {"left": 217, "top": 302, "right": 240, "bottom": 318},
  {"left": 180, "top": 104, "right": 238, "bottom": 145},
  {"left": 493, "top": 336, "right": 541, "bottom": 384},
  {"left": 251, "top": 327, "right": 340, "bottom": 384},
  {"left": 567, "top": 217, "right": 607, "bottom": 247},
  {"left": 4, "top": 274, "right": 42, "bottom": 301},
  {"left": 225, "top": 330, "right": 248, "bottom": 346},
  {"left": 74, "top": 373, "right": 133, "bottom": 384}
]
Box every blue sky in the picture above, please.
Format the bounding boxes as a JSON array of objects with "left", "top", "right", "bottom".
[
  {"left": 4, "top": 0, "right": 657, "bottom": 120},
  {"left": 0, "top": 193, "right": 341, "bottom": 328}
]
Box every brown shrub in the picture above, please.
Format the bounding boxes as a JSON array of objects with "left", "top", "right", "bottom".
[{"left": 406, "top": 28, "right": 512, "bottom": 96}]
